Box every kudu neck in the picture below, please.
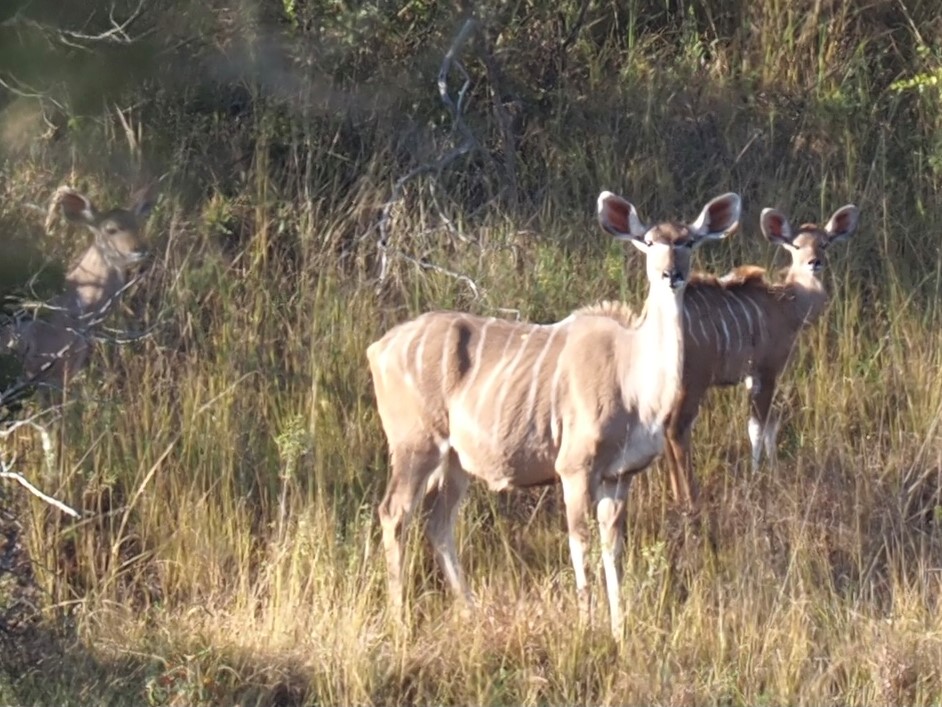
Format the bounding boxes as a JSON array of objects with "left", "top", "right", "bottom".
[
  {"left": 622, "top": 282, "right": 685, "bottom": 412},
  {"left": 61, "top": 244, "right": 128, "bottom": 319},
  {"left": 783, "top": 268, "right": 829, "bottom": 327}
]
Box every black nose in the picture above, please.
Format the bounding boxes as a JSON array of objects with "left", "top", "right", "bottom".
[
  {"left": 662, "top": 270, "right": 684, "bottom": 287},
  {"left": 809, "top": 258, "right": 822, "bottom": 271}
]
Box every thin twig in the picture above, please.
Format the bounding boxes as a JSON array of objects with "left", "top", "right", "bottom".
[
  {"left": 0, "top": 458, "right": 80, "bottom": 518},
  {"left": 391, "top": 249, "right": 482, "bottom": 299},
  {"left": 6, "top": 0, "right": 150, "bottom": 46},
  {"left": 377, "top": 19, "right": 478, "bottom": 286}
]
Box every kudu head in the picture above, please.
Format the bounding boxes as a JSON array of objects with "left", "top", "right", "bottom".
[
  {"left": 52, "top": 186, "right": 155, "bottom": 272},
  {"left": 597, "top": 191, "right": 742, "bottom": 291},
  {"left": 760, "top": 204, "right": 859, "bottom": 277}
]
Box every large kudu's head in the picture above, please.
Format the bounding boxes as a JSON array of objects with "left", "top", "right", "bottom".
[{"left": 597, "top": 191, "right": 741, "bottom": 293}]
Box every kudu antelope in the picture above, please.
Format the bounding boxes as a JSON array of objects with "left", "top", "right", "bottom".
[
  {"left": 368, "top": 191, "right": 741, "bottom": 635},
  {"left": 1, "top": 185, "right": 154, "bottom": 397},
  {"left": 662, "top": 203, "right": 860, "bottom": 508}
]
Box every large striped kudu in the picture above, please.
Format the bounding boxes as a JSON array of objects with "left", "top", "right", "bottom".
[
  {"left": 663, "top": 203, "right": 860, "bottom": 508},
  {"left": 367, "top": 190, "right": 741, "bottom": 635}
]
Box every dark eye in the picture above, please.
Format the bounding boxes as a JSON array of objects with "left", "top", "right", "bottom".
[{"left": 105, "top": 225, "right": 118, "bottom": 235}]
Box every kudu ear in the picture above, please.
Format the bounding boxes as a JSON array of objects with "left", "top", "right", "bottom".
[
  {"left": 56, "top": 187, "right": 98, "bottom": 225},
  {"left": 689, "top": 192, "right": 741, "bottom": 246},
  {"left": 824, "top": 204, "right": 859, "bottom": 246},
  {"left": 129, "top": 184, "right": 158, "bottom": 220},
  {"left": 597, "top": 191, "right": 648, "bottom": 249},
  {"left": 760, "top": 208, "right": 794, "bottom": 248}
]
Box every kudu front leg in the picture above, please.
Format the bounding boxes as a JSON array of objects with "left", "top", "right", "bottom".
[
  {"left": 747, "top": 375, "right": 778, "bottom": 472},
  {"left": 560, "top": 473, "right": 592, "bottom": 620},
  {"left": 596, "top": 476, "right": 631, "bottom": 638}
]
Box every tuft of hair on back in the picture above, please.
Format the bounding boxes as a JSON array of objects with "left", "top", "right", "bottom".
[{"left": 718, "top": 265, "right": 768, "bottom": 286}]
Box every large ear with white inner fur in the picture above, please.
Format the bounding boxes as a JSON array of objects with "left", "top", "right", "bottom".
[
  {"left": 689, "top": 192, "right": 741, "bottom": 245},
  {"left": 823, "top": 204, "right": 859, "bottom": 246},
  {"left": 129, "top": 184, "right": 157, "bottom": 220},
  {"left": 56, "top": 187, "right": 98, "bottom": 225},
  {"left": 760, "top": 208, "right": 794, "bottom": 248},
  {"left": 597, "top": 191, "right": 647, "bottom": 245}
]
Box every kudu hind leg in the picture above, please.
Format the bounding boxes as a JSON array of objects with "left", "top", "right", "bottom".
[
  {"left": 422, "top": 454, "right": 473, "bottom": 604},
  {"left": 559, "top": 472, "right": 593, "bottom": 616},
  {"left": 378, "top": 439, "right": 444, "bottom": 615},
  {"left": 666, "top": 401, "right": 700, "bottom": 510}
]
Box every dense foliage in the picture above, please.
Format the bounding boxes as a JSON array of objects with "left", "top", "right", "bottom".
[{"left": 3, "top": 1, "right": 942, "bottom": 704}]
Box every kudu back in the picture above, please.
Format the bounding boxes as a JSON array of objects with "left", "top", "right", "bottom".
[
  {"left": 662, "top": 203, "right": 860, "bottom": 507},
  {"left": 368, "top": 190, "right": 740, "bottom": 635},
  {"left": 2, "top": 185, "right": 154, "bottom": 396}
]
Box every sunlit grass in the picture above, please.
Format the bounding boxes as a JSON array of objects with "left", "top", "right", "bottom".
[{"left": 3, "top": 3, "right": 942, "bottom": 705}]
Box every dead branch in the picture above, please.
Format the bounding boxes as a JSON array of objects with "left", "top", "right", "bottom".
[
  {"left": 391, "top": 249, "right": 483, "bottom": 300},
  {"left": 0, "top": 456, "right": 81, "bottom": 519},
  {"left": 376, "top": 18, "right": 479, "bottom": 286},
  {"left": 477, "top": 33, "right": 518, "bottom": 205},
  {"left": 3, "top": 0, "right": 151, "bottom": 47}
]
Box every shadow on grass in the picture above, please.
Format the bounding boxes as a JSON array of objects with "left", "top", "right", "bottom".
[{"left": 0, "top": 500, "right": 317, "bottom": 707}]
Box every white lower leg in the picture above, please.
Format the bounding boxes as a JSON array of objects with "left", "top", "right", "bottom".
[
  {"left": 568, "top": 533, "right": 590, "bottom": 619},
  {"left": 763, "top": 417, "right": 779, "bottom": 467},
  {"left": 38, "top": 424, "right": 56, "bottom": 476},
  {"left": 433, "top": 535, "right": 473, "bottom": 604},
  {"left": 569, "top": 534, "right": 588, "bottom": 594},
  {"left": 601, "top": 543, "right": 623, "bottom": 635},
  {"left": 747, "top": 417, "right": 763, "bottom": 472},
  {"left": 597, "top": 495, "right": 625, "bottom": 636}
]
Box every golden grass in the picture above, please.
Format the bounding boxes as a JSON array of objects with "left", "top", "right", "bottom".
[{"left": 3, "top": 4, "right": 942, "bottom": 704}]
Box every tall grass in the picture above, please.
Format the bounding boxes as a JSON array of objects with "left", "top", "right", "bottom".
[{"left": 3, "top": 2, "right": 942, "bottom": 705}]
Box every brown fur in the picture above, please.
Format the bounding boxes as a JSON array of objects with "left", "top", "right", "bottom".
[
  {"left": 663, "top": 204, "right": 860, "bottom": 508},
  {"left": 368, "top": 191, "right": 741, "bottom": 636},
  {"left": 572, "top": 299, "right": 639, "bottom": 327}
]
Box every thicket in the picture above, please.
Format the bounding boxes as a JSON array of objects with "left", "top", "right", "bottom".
[{"left": 2, "top": 1, "right": 942, "bottom": 705}]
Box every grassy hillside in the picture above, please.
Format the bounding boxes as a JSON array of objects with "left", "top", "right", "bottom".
[{"left": 3, "top": 1, "right": 942, "bottom": 704}]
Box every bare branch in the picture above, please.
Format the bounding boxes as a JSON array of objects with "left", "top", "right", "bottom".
[
  {"left": 478, "top": 35, "right": 518, "bottom": 205},
  {"left": 391, "top": 249, "right": 482, "bottom": 300},
  {"left": 0, "top": 457, "right": 81, "bottom": 519},
  {"left": 438, "top": 19, "right": 478, "bottom": 145},
  {"left": 376, "top": 19, "right": 479, "bottom": 286},
  {"left": 376, "top": 142, "right": 475, "bottom": 283},
  {"left": 6, "top": 0, "right": 151, "bottom": 47},
  {"left": 0, "top": 74, "right": 67, "bottom": 113}
]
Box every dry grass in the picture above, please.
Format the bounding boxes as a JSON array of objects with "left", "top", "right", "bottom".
[{"left": 3, "top": 2, "right": 942, "bottom": 705}]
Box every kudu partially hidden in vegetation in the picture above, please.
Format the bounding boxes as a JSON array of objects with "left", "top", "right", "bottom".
[
  {"left": 663, "top": 203, "right": 860, "bottom": 508},
  {"left": 2, "top": 186, "right": 154, "bottom": 397},
  {"left": 368, "top": 191, "right": 741, "bottom": 635}
]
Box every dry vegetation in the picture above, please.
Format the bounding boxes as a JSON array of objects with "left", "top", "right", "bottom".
[{"left": 3, "top": 1, "right": 942, "bottom": 704}]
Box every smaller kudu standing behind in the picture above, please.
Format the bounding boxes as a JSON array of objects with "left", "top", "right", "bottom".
[
  {"left": 368, "top": 190, "right": 740, "bottom": 635},
  {"left": 662, "top": 203, "right": 860, "bottom": 508},
  {"left": 2, "top": 185, "right": 154, "bottom": 397}
]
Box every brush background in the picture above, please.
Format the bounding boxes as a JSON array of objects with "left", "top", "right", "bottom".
[{"left": 2, "top": 1, "right": 942, "bottom": 704}]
